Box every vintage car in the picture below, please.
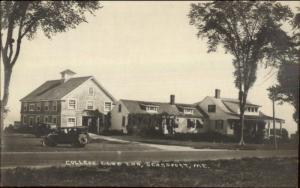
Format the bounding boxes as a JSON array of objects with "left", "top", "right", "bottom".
[{"left": 42, "top": 126, "right": 89, "bottom": 147}]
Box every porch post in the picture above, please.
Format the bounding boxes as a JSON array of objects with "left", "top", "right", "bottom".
[
  {"left": 97, "top": 117, "right": 100, "bottom": 135},
  {"left": 267, "top": 122, "right": 270, "bottom": 137},
  {"left": 280, "top": 122, "right": 282, "bottom": 136}
]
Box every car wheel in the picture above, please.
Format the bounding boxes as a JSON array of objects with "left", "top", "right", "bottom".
[
  {"left": 74, "top": 134, "right": 88, "bottom": 147},
  {"left": 43, "top": 135, "right": 57, "bottom": 147}
]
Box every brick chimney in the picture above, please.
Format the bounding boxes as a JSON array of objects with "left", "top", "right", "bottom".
[
  {"left": 60, "top": 69, "right": 76, "bottom": 82},
  {"left": 215, "top": 89, "right": 221, "bottom": 99},
  {"left": 170, "top": 94, "right": 175, "bottom": 105}
]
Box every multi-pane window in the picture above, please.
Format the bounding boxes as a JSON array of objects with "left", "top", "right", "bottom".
[
  {"left": 215, "top": 120, "right": 224, "bottom": 129},
  {"left": 36, "top": 116, "right": 40, "bottom": 123},
  {"left": 53, "top": 116, "right": 57, "bottom": 124},
  {"left": 146, "top": 106, "right": 159, "bottom": 113},
  {"left": 208, "top": 105, "right": 216, "bottom": 113},
  {"left": 23, "top": 116, "right": 27, "bottom": 124},
  {"left": 104, "top": 102, "right": 112, "bottom": 111},
  {"left": 36, "top": 103, "right": 41, "bottom": 111},
  {"left": 52, "top": 101, "right": 57, "bottom": 111},
  {"left": 23, "top": 103, "right": 28, "bottom": 111},
  {"left": 67, "top": 117, "right": 76, "bottom": 127},
  {"left": 29, "top": 104, "right": 35, "bottom": 111},
  {"left": 68, "top": 100, "right": 76, "bottom": 110},
  {"left": 44, "top": 102, "right": 49, "bottom": 111},
  {"left": 184, "top": 108, "right": 194, "bottom": 114},
  {"left": 89, "top": 87, "right": 94, "bottom": 96},
  {"left": 86, "top": 101, "right": 94, "bottom": 110},
  {"left": 29, "top": 117, "right": 34, "bottom": 126},
  {"left": 44, "top": 116, "right": 48, "bottom": 123}
]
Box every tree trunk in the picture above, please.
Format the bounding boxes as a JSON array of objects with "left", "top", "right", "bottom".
[
  {"left": 1, "top": 66, "right": 13, "bottom": 130},
  {"left": 239, "top": 90, "right": 246, "bottom": 146},
  {"left": 239, "top": 108, "right": 245, "bottom": 146}
]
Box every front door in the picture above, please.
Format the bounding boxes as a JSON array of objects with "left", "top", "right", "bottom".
[{"left": 82, "top": 116, "right": 97, "bottom": 133}]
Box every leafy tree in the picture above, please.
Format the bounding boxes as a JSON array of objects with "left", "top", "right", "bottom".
[
  {"left": 188, "top": 1, "right": 293, "bottom": 145},
  {"left": 268, "top": 10, "right": 300, "bottom": 131},
  {"left": 0, "top": 1, "right": 101, "bottom": 130}
]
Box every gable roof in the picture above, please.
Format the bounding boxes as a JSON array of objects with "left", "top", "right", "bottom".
[
  {"left": 120, "top": 99, "right": 205, "bottom": 118},
  {"left": 20, "top": 76, "right": 116, "bottom": 102},
  {"left": 195, "top": 96, "right": 260, "bottom": 116}
]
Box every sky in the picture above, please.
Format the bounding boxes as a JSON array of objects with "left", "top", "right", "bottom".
[{"left": 1, "top": 1, "right": 299, "bottom": 135}]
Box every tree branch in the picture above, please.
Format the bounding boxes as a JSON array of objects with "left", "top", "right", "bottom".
[
  {"left": 11, "top": 2, "right": 29, "bottom": 67},
  {"left": 4, "top": 2, "right": 17, "bottom": 52}
]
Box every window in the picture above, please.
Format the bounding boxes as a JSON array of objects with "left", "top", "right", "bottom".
[
  {"left": 44, "top": 102, "right": 49, "bottom": 111},
  {"left": 36, "top": 103, "right": 41, "bottom": 111},
  {"left": 36, "top": 116, "right": 40, "bottom": 123},
  {"left": 89, "top": 87, "right": 94, "bottom": 96},
  {"left": 23, "top": 116, "right": 27, "bottom": 124},
  {"left": 29, "top": 117, "right": 34, "bottom": 126},
  {"left": 254, "top": 108, "right": 258, "bottom": 112},
  {"left": 52, "top": 101, "right": 57, "bottom": 111},
  {"left": 118, "top": 104, "right": 122, "bottom": 112},
  {"left": 122, "top": 116, "right": 126, "bottom": 127},
  {"left": 68, "top": 99, "right": 76, "bottom": 110},
  {"left": 187, "top": 119, "right": 195, "bottom": 128},
  {"left": 146, "top": 106, "right": 159, "bottom": 113},
  {"left": 229, "top": 123, "right": 234, "bottom": 129},
  {"left": 23, "top": 103, "right": 28, "bottom": 111},
  {"left": 104, "top": 102, "right": 112, "bottom": 111},
  {"left": 67, "top": 117, "right": 76, "bottom": 127},
  {"left": 86, "top": 101, "right": 94, "bottom": 110},
  {"left": 196, "top": 120, "right": 203, "bottom": 129},
  {"left": 208, "top": 105, "right": 216, "bottom": 113},
  {"left": 53, "top": 116, "right": 57, "bottom": 124},
  {"left": 184, "top": 108, "right": 194, "bottom": 114},
  {"left": 215, "top": 120, "right": 224, "bottom": 129},
  {"left": 44, "top": 116, "right": 48, "bottom": 123},
  {"left": 29, "top": 104, "right": 35, "bottom": 111}
]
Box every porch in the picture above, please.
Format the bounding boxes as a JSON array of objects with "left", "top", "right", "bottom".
[{"left": 82, "top": 110, "right": 110, "bottom": 134}]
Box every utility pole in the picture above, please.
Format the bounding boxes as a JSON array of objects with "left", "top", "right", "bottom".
[{"left": 272, "top": 95, "right": 278, "bottom": 149}]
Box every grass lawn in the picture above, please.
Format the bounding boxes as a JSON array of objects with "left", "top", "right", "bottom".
[
  {"left": 1, "top": 157, "right": 298, "bottom": 187},
  {"left": 1, "top": 133, "right": 157, "bottom": 152},
  {"left": 112, "top": 135, "right": 298, "bottom": 150}
]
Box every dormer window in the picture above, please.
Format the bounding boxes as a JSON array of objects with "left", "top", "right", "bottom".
[
  {"left": 146, "top": 106, "right": 159, "bottom": 113},
  {"left": 184, "top": 108, "right": 194, "bottom": 115}
]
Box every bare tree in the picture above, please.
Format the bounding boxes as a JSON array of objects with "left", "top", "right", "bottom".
[{"left": 188, "top": 1, "right": 293, "bottom": 145}]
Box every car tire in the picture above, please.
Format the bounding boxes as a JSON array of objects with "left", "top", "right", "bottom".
[
  {"left": 43, "top": 135, "right": 57, "bottom": 147},
  {"left": 74, "top": 134, "right": 88, "bottom": 147}
]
